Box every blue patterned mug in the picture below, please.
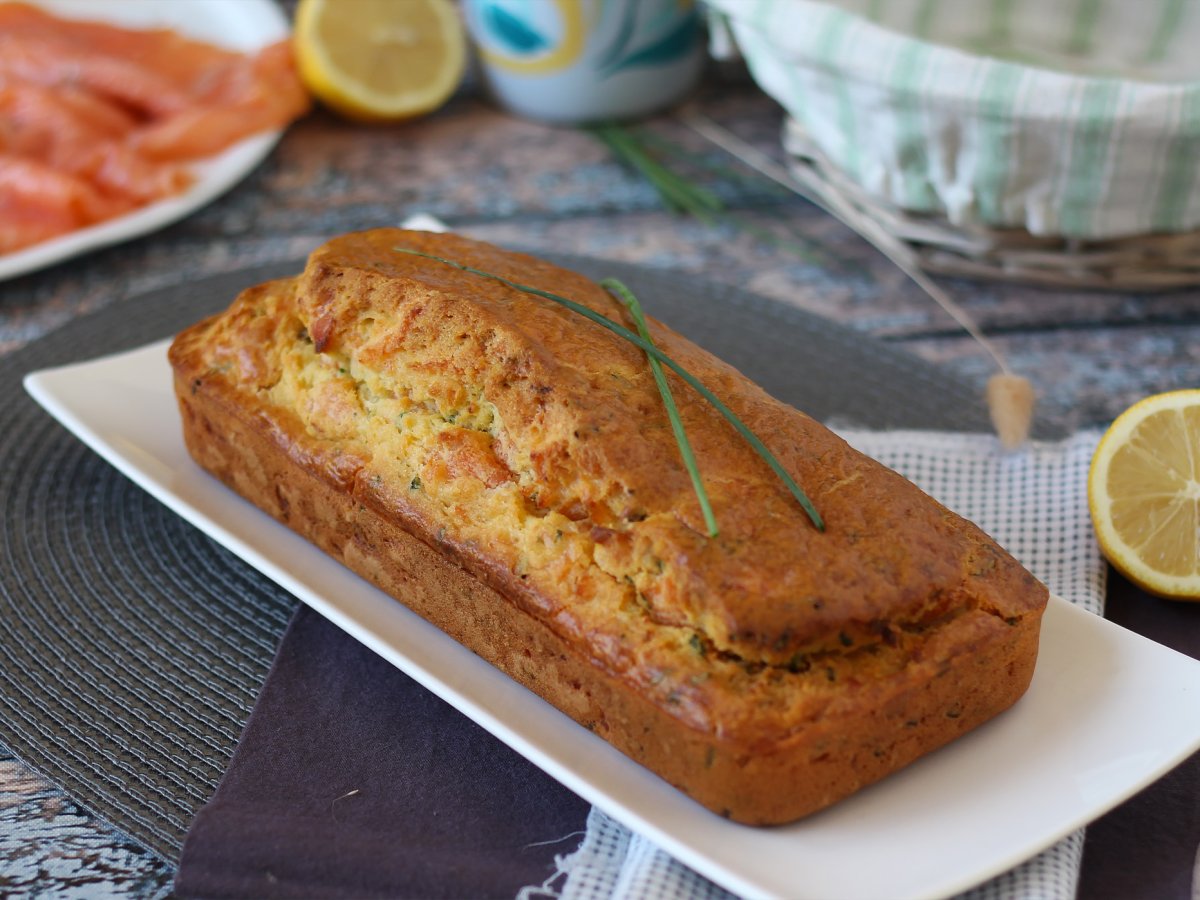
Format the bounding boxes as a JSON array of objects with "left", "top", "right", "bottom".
[{"left": 463, "top": 0, "right": 704, "bottom": 124}]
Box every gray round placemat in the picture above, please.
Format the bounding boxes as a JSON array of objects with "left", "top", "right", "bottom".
[{"left": 0, "top": 255, "right": 1051, "bottom": 863}]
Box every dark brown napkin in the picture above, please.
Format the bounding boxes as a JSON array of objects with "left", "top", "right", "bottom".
[
  {"left": 173, "top": 604, "right": 589, "bottom": 899},
  {"left": 1078, "top": 572, "right": 1200, "bottom": 900}
]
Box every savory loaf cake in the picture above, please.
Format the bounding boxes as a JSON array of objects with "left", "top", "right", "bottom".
[{"left": 169, "top": 229, "right": 1048, "bottom": 824}]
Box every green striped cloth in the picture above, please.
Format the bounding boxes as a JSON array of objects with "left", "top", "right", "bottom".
[{"left": 708, "top": 0, "right": 1200, "bottom": 239}]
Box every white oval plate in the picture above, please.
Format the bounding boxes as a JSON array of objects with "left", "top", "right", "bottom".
[{"left": 0, "top": 0, "right": 292, "bottom": 283}]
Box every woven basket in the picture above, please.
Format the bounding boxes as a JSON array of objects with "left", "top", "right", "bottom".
[
  {"left": 708, "top": 0, "right": 1200, "bottom": 290},
  {"left": 784, "top": 119, "right": 1200, "bottom": 291}
]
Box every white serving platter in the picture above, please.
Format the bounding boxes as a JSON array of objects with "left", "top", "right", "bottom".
[{"left": 25, "top": 341, "right": 1200, "bottom": 900}]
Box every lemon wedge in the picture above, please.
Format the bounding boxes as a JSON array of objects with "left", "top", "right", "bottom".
[
  {"left": 293, "top": 0, "right": 466, "bottom": 123},
  {"left": 1089, "top": 389, "right": 1200, "bottom": 600}
]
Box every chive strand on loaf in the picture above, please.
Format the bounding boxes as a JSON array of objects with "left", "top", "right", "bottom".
[{"left": 392, "top": 247, "right": 824, "bottom": 532}]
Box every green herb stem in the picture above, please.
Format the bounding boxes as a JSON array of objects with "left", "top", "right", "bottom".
[
  {"left": 592, "top": 124, "right": 837, "bottom": 268},
  {"left": 601, "top": 277, "right": 718, "bottom": 538},
  {"left": 592, "top": 124, "right": 723, "bottom": 223},
  {"left": 633, "top": 128, "right": 789, "bottom": 196},
  {"left": 393, "top": 247, "right": 824, "bottom": 531},
  {"left": 721, "top": 212, "right": 823, "bottom": 265}
]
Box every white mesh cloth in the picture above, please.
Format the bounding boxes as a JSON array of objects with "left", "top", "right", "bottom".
[{"left": 520, "top": 430, "right": 1105, "bottom": 900}]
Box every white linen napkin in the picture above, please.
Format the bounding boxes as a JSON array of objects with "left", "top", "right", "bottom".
[{"left": 523, "top": 430, "right": 1105, "bottom": 900}]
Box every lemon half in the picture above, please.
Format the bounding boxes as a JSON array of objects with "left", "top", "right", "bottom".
[
  {"left": 1089, "top": 389, "right": 1200, "bottom": 600},
  {"left": 294, "top": 0, "right": 466, "bottom": 123}
]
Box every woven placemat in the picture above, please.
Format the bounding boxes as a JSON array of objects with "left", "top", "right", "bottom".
[{"left": 0, "top": 255, "right": 1062, "bottom": 863}]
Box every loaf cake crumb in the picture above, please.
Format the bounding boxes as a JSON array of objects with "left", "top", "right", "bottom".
[{"left": 170, "top": 229, "right": 1048, "bottom": 823}]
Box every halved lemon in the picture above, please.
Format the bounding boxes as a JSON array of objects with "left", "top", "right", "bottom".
[
  {"left": 293, "top": 0, "right": 466, "bottom": 123},
  {"left": 1088, "top": 390, "right": 1200, "bottom": 600}
]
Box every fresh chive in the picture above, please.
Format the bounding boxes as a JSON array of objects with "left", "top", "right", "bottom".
[
  {"left": 601, "top": 277, "right": 718, "bottom": 537},
  {"left": 392, "top": 247, "right": 824, "bottom": 531},
  {"left": 591, "top": 123, "right": 724, "bottom": 223},
  {"left": 722, "top": 212, "right": 828, "bottom": 266},
  {"left": 592, "top": 124, "right": 833, "bottom": 267},
  {"left": 633, "top": 128, "right": 788, "bottom": 196},
  {"left": 594, "top": 126, "right": 681, "bottom": 215}
]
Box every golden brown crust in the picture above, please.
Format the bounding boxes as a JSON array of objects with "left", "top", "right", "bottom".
[{"left": 168, "top": 229, "right": 1048, "bottom": 823}]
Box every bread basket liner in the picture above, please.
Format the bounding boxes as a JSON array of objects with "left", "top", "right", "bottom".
[{"left": 708, "top": 0, "right": 1200, "bottom": 240}]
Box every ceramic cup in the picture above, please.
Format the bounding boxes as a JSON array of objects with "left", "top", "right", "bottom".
[{"left": 462, "top": 0, "right": 704, "bottom": 124}]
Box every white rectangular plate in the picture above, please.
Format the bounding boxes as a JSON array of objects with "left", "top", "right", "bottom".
[{"left": 26, "top": 341, "right": 1200, "bottom": 900}]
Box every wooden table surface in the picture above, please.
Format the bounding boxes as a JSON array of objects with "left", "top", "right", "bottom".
[{"left": 2, "top": 74, "right": 1199, "bottom": 897}]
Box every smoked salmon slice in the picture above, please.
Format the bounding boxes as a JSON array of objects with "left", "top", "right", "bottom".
[
  {"left": 0, "top": 2, "right": 310, "bottom": 255},
  {"left": 0, "top": 155, "right": 133, "bottom": 251}
]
